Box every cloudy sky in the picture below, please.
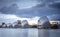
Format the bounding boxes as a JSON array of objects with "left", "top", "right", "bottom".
[{"left": 0, "top": 0, "right": 60, "bottom": 24}]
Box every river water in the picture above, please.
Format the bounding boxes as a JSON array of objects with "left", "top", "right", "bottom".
[{"left": 0, "top": 28, "right": 60, "bottom": 37}]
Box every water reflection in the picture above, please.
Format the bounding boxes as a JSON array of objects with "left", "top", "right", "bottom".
[
  {"left": 38, "top": 29, "right": 50, "bottom": 37},
  {"left": 0, "top": 28, "right": 28, "bottom": 37},
  {"left": 38, "top": 29, "right": 60, "bottom": 37},
  {"left": 0, "top": 29, "right": 60, "bottom": 37},
  {"left": 49, "top": 29, "right": 60, "bottom": 37},
  {"left": 28, "top": 29, "right": 38, "bottom": 37}
]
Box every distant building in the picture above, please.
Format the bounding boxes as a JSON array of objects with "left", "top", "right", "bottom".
[
  {"left": 9, "top": 25, "right": 13, "bottom": 28},
  {"left": 0, "top": 25, "right": 2, "bottom": 28},
  {"left": 31, "top": 25, "right": 37, "bottom": 28},
  {"left": 22, "top": 20, "right": 29, "bottom": 28},
  {"left": 58, "top": 21, "right": 60, "bottom": 29},
  {"left": 2, "top": 22, "right": 5, "bottom": 25},
  {"left": 17, "top": 20, "right": 21, "bottom": 24},
  {"left": 14, "top": 20, "right": 22, "bottom": 28},
  {"left": 50, "top": 21, "right": 59, "bottom": 29},
  {"left": 2, "top": 22, "right": 7, "bottom": 28},
  {"left": 7, "top": 25, "right": 10, "bottom": 28},
  {"left": 58, "top": 21, "right": 60, "bottom": 24},
  {"left": 50, "top": 21, "right": 58, "bottom": 25},
  {"left": 38, "top": 16, "right": 51, "bottom": 29}
]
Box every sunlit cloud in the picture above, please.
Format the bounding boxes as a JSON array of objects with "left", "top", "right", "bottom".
[
  {"left": 28, "top": 16, "right": 40, "bottom": 25},
  {"left": 0, "top": 14, "right": 40, "bottom": 24}
]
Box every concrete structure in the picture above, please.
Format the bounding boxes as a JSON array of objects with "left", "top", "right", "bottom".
[
  {"left": 38, "top": 16, "right": 51, "bottom": 29},
  {"left": 14, "top": 20, "right": 22, "bottom": 28},
  {"left": 22, "top": 20, "right": 29, "bottom": 28},
  {"left": 1, "top": 22, "right": 7, "bottom": 28}
]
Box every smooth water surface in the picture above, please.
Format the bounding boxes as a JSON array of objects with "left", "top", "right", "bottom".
[{"left": 0, "top": 28, "right": 60, "bottom": 37}]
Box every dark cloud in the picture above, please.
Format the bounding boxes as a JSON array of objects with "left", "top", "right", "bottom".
[
  {"left": 48, "top": 2, "right": 60, "bottom": 9},
  {"left": 0, "top": 0, "right": 19, "bottom": 2},
  {"left": 0, "top": 0, "right": 18, "bottom": 7},
  {"left": 0, "top": 3, "right": 60, "bottom": 18},
  {"left": 37, "top": 0, "right": 60, "bottom": 3},
  {"left": 32, "top": 3, "right": 45, "bottom": 8},
  {"left": 31, "top": 3, "right": 60, "bottom": 16},
  {"left": 0, "top": 0, "right": 60, "bottom": 18},
  {"left": 0, "top": 4, "right": 18, "bottom": 14},
  {"left": 49, "top": 14, "right": 60, "bottom": 21},
  {"left": 0, "top": 3, "right": 39, "bottom": 17}
]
